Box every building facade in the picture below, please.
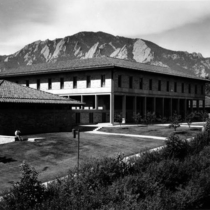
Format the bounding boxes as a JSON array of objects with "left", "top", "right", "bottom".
[
  {"left": 0, "top": 57, "right": 207, "bottom": 124},
  {"left": 0, "top": 80, "right": 82, "bottom": 135}
]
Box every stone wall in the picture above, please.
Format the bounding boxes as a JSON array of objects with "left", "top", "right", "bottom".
[{"left": 0, "top": 103, "right": 74, "bottom": 135}]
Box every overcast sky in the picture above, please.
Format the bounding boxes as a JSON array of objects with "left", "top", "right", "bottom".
[{"left": 0, "top": 0, "right": 210, "bottom": 57}]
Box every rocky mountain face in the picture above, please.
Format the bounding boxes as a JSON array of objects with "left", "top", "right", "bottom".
[{"left": 1, "top": 31, "right": 210, "bottom": 78}]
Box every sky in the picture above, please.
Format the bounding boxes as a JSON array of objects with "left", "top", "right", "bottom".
[{"left": 0, "top": 0, "right": 210, "bottom": 57}]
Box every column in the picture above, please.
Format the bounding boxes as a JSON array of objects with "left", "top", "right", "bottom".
[
  {"left": 133, "top": 96, "right": 137, "bottom": 116},
  {"left": 144, "top": 97, "right": 147, "bottom": 117},
  {"left": 190, "top": 99, "right": 193, "bottom": 112},
  {"left": 177, "top": 99, "right": 180, "bottom": 114},
  {"left": 153, "top": 97, "right": 156, "bottom": 113},
  {"left": 81, "top": 95, "right": 84, "bottom": 109},
  {"left": 95, "top": 95, "right": 98, "bottom": 110},
  {"left": 162, "top": 98, "right": 165, "bottom": 117},
  {"left": 196, "top": 100, "right": 199, "bottom": 112},
  {"left": 122, "top": 95, "right": 126, "bottom": 123},
  {"left": 203, "top": 99, "right": 205, "bottom": 112},
  {"left": 110, "top": 93, "right": 114, "bottom": 124},
  {"left": 170, "top": 98, "right": 172, "bottom": 117},
  {"left": 184, "top": 99, "right": 187, "bottom": 120}
]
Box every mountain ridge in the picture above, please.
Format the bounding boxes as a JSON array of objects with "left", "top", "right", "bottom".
[{"left": 1, "top": 31, "right": 210, "bottom": 78}]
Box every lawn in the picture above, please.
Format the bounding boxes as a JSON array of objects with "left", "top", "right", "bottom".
[
  {"left": 0, "top": 132, "right": 164, "bottom": 195},
  {"left": 99, "top": 125, "right": 202, "bottom": 139}
]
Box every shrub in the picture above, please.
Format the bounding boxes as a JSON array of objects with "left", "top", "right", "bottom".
[
  {"left": 163, "top": 134, "right": 189, "bottom": 159},
  {"left": 2, "top": 161, "right": 46, "bottom": 210},
  {"left": 169, "top": 112, "right": 181, "bottom": 131}
]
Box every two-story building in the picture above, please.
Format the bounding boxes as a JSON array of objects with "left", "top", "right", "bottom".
[{"left": 0, "top": 57, "right": 207, "bottom": 124}]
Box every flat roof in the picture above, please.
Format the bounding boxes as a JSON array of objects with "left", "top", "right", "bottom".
[{"left": 0, "top": 57, "right": 208, "bottom": 81}]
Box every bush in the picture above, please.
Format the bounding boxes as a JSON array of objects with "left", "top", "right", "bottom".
[
  {"left": 163, "top": 134, "right": 189, "bottom": 159},
  {"left": 2, "top": 161, "right": 46, "bottom": 210}
]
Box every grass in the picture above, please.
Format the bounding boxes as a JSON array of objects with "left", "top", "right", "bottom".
[
  {"left": 99, "top": 125, "right": 202, "bottom": 139},
  {"left": 0, "top": 132, "right": 164, "bottom": 195}
]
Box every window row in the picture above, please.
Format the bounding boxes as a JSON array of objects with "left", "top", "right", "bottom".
[
  {"left": 23, "top": 75, "right": 106, "bottom": 90},
  {"left": 117, "top": 76, "right": 204, "bottom": 94}
]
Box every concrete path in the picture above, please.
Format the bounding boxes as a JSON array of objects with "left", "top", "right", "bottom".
[{"left": 86, "top": 128, "right": 167, "bottom": 140}]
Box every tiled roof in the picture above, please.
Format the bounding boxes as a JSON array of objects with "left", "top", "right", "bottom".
[
  {"left": 0, "top": 80, "right": 82, "bottom": 105},
  {"left": 0, "top": 57, "right": 207, "bottom": 81}
]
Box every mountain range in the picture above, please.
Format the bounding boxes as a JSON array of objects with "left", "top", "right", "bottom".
[{"left": 0, "top": 31, "right": 210, "bottom": 78}]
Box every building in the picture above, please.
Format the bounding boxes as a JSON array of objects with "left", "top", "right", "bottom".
[
  {"left": 0, "top": 80, "right": 82, "bottom": 135},
  {"left": 0, "top": 57, "right": 207, "bottom": 124}
]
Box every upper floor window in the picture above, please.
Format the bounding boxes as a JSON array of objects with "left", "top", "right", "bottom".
[
  {"left": 188, "top": 84, "right": 191, "bottom": 94},
  {"left": 37, "top": 79, "right": 40, "bottom": 90},
  {"left": 48, "top": 78, "right": 52, "bottom": 90},
  {"left": 87, "top": 76, "right": 91, "bottom": 88},
  {"left": 158, "top": 80, "right": 161, "bottom": 91},
  {"left": 174, "top": 82, "right": 177, "bottom": 92},
  {"left": 149, "top": 79, "right": 153, "bottom": 90},
  {"left": 129, "top": 76, "right": 133, "bottom": 89},
  {"left": 182, "top": 83, "right": 184, "bottom": 93},
  {"left": 26, "top": 80, "right": 29, "bottom": 87},
  {"left": 101, "top": 75, "right": 105, "bottom": 87},
  {"left": 118, "top": 75, "right": 122, "bottom": 88},
  {"left": 73, "top": 77, "right": 77, "bottom": 89},
  {"left": 60, "top": 78, "right": 64, "bottom": 89},
  {"left": 195, "top": 84, "right": 197, "bottom": 94},
  {"left": 139, "top": 78, "right": 143, "bottom": 90},
  {"left": 166, "top": 81, "right": 169, "bottom": 92}
]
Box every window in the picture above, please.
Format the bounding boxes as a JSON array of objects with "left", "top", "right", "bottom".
[
  {"left": 195, "top": 84, "right": 197, "bottom": 94},
  {"left": 60, "top": 78, "right": 64, "bottom": 89},
  {"left": 26, "top": 80, "right": 29, "bottom": 87},
  {"left": 87, "top": 76, "right": 91, "bottom": 88},
  {"left": 188, "top": 84, "right": 191, "bottom": 94},
  {"left": 139, "top": 78, "right": 143, "bottom": 89},
  {"left": 101, "top": 75, "right": 105, "bottom": 87},
  {"left": 149, "top": 79, "right": 153, "bottom": 90},
  {"left": 182, "top": 83, "right": 184, "bottom": 93},
  {"left": 48, "top": 78, "right": 52, "bottom": 90},
  {"left": 158, "top": 80, "right": 161, "bottom": 91},
  {"left": 118, "top": 75, "right": 122, "bottom": 88},
  {"left": 129, "top": 76, "right": 133, "bottom": 89},
  {"left": 174, "top": 82, "right": 177, "bottom": 92},
  {"left": 73, "top": 77, "right": 77, "bottom": 89},
  {"left": 76, "top": 113, "right": 80, "bottom": 124},
  {"left": 166, "top": 81, "right": 169, "bottom": 92},
  {"left": 37, "top": 79, "right": 40, "bottom": 90}
]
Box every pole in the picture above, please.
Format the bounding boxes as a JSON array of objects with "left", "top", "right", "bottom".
[{"left": 77, "top": 129, "right": 80, "bottom": 178}]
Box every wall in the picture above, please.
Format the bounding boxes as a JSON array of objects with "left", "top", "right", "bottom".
[
  {"left": 9, "top": 69, "right": 112, "bottom": 96},
  {"left": 0, "top": 103, "right": 74, "bottom": 135},
  {"left": 114, "top": 68, "right": 205, "bottom": 99}
]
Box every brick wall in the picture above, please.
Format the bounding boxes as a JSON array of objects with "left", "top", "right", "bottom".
[{"left": 0, "top": 103, "right": 74, "bottom": 135}]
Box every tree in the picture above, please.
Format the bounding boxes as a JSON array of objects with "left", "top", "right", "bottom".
[
  {"left": 143, "top": 112, "right": 156, "bottom": 126},
  {"left": 169, "top": 112, "right": 182, "bottom": 131},
  {"left": 3, "top": 161, "right": 46, "bottom": 210},
  {"left": 114, "top": 113, "right": 123, "bottom": 126},
  {"left": 133, "top": 113, "right": 143, "bottom": 125},
  {"left": 186, "top": 112, "right": 196, "bottom": 129}
]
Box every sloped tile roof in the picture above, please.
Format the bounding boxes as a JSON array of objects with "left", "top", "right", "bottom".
[
  {"left": 0, "top": 57, "right": 207, "bottom": 81},
  {"left": 0, "top": 80, "right": 82, "bottom": 105}
]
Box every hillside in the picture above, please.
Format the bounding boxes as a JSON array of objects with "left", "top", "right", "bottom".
[{"left": 1, "top": 31, "right": 210, "bottom": 78}]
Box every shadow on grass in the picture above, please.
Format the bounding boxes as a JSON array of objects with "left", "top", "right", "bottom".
[{"left": 0, "top": 156, "right": 16, "bottom": 164}]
